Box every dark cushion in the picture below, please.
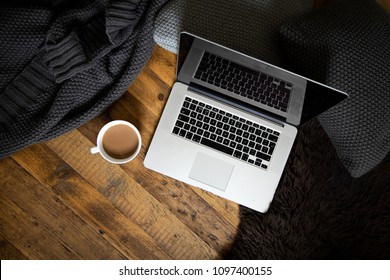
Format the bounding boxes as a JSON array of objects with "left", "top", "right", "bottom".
[
  {"left": 278, "top": 0, "right": 390, "bottom": 177},
  {"left": 153, "top": 0, "right": 313, "bottom": 66}
]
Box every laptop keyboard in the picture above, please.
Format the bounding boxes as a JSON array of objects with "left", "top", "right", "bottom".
[
  {"left": 194, "top": 52, "right": 292, "bottom": 113},
  {"left": 172, "top": 96, "right": 280, "bottom": 170}
]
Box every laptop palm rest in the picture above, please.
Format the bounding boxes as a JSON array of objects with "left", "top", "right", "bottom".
[{"left": 189, "top": 152, "right": 235, "bottom": 191}]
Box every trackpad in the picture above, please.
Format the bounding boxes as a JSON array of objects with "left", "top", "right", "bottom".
[{"left": 189, "top": 152, "right": 234, "bottom": 191}]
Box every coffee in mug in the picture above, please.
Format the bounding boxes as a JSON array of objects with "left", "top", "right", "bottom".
[{"left": 91, "top": 120, "right": 142, "bottom": 164}]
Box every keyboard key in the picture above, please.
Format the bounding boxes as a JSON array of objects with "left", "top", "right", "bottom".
[
  {"left": 201, "top": 138, "right": 234, "bottom": 155},
  {"left": 179, "top": 129, "right": 186, "bottom": 137},
  {"left": 186, "top": 132, "right": 193, "bottom": 140},
  {"left": 176, "top": 120, "right": 184, "bottom": 128},
  {"left": 180, "top": 105, "right": 191, "bottom": 116},
  {"left": 192, "top": 134, "right": 201, "bottom": 143},
  {"left": 268, "top": 134, "right": 278, "bottom": 142},
  {"left": 174, "top": 96, "right": 278, "bottom": 170},
  {"left": 178, "top": 114, "right": 189, "bottom": 122},
  {"left": 172, "top": 126, "right": 180, "bottom": 134},
  {"left": 256, "top": 151, "right": 271, "bottom": 162},
  {"left": 233, "top": 150, "right": 242, "bottom": 158}
]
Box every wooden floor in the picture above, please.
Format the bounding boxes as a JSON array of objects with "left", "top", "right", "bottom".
[
  {"left": 1, "top": 0, "right": 389, "bottom": 260},
  {"left": 0, "top": 45, "right": 240, "bottom": 260}
]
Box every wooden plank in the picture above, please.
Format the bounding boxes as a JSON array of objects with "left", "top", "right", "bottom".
[
  {"left": 126, "top": 67, "right": 172, "bottom": 121},
  {"left": 16, "top": 132, "right": 219, "bottom": 259},
  {"left": 77, "top": 101, "right": 239, "bottom": 255},
  {"left": 0, "top": 233, "right": 27, "bottom": 260},
  {"left": 11, "top": 144, "right": 170, "bottom": 259},
  {"left": 0, "top": 168, "right": 79, "bottom": 259},
  {"left": 0, "top": 196, "right": 77, "bottom": 259},
  {"left": 146, "top": 45, "right": 177, "bottom": 88},
  {"left": 102, "top": 53, "right": 240, "bottom": 253},
  {"left": 46, "top": 130, "right": 220, "bottom": 259},
  {"left": 95, "top": 71, "right": 238, "bottom": 233},
  {"left": 81, "top": 123, "right": 238, "bottom": 257},
  {"left": 128, "top": 171, "right": 239, "bottom": 256},
  {"left": 0, "top": 156, "right": 128, "bottom": 260}
]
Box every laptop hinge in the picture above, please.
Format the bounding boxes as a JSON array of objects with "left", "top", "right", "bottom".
[{"left": 188, "top": 82, "right": 286, "bottom": 127}]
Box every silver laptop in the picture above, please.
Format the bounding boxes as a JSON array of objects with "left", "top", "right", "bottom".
[{"left": 144, "top": 32, "right": 348, "bottom": 212}]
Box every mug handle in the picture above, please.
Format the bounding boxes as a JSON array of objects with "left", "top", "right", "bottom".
[{"left": 90, "top": 146, "right": 99, "bottom": 154}]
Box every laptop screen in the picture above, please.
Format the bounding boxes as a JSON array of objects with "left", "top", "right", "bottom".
[{"left": 177, "top": 32, "right": 348, "bottom": 126}]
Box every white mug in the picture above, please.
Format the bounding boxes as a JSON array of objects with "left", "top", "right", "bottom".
[{"left": 90, "top": 120, "right": 142, "bottom": 164}]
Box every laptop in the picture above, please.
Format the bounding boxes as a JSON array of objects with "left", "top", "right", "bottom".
[{"left": 144, "top": 32, "right": 348, "bottom": 212}]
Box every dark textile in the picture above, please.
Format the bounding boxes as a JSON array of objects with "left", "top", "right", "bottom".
[
  {"left": 277, "top": 0, "right": 390, "bottom": 177},
  {"left": 0, "top": 0, "right": 168, "bottom": 158},
  {"left": 225, "top": 119, "right": 390, "bottom": 259},
  {"left": 224, "top": 0, "right": 390, "bottom": 259}
]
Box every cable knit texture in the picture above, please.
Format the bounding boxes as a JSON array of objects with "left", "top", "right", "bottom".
[
  {"left": 278, "top": 0, "right": 390, "bottom": 177},
  {"left": 0, "top": 0, "right": 169, "bottom": 158}
]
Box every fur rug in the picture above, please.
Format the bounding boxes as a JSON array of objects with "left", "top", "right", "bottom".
[{"left": 225, "top": 119, "right": 390, "bottom": 259}]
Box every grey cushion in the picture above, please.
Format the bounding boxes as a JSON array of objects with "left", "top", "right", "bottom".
[
  {"left": 278, "top": 0, "right": 390, "bottom": 177},
  {"left": 154, "top": 0, "right": 313, "bottom": 66}
]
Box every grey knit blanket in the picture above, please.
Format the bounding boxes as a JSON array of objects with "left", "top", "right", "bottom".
[{"left": 0, "top": 0, "right": 168, "bottom": 158}]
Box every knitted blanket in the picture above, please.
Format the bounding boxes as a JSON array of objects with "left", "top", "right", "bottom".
[{"left": 0, "top": 0, "right": 168, "bottom": 158}]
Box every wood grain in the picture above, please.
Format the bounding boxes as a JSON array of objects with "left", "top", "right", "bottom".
[{"left": 1, "top": 45, "right": 239, "bottom": 259}]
